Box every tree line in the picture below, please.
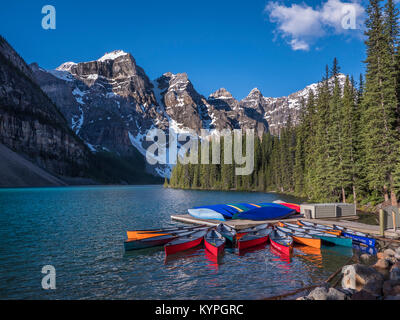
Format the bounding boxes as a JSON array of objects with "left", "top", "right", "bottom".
[{"left": 167, "top": 0, "right": 400, "bottom": 207}]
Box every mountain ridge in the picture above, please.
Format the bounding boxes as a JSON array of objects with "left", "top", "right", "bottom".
[{"left": 31, "top": 48, "right": 346, "bottom": 178}]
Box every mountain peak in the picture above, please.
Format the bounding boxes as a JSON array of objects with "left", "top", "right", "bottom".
[
  {"left": 56, "top": 61, "right": 76, "bottom": 71},
  {"left": 247, "top": 87, "right": 262, "bottom": 97},
  {"left": 209, "top": 88, "right": 234, "bottom": 100},
  {"left": 97, "top": 50, "right": 128, "bottom": 62}
]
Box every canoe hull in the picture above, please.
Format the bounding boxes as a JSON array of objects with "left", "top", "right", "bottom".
[
  {"left": 233, "top": 204, "right": 295, "bottom": 221},
  {"left": 204, "top": 239, "right": 225, "bottom": 256},
  {"left": 292, "top": 235, "right": 321, "bottom": 249},
  {"left": 165, "top": 236, "right": 204, "bottom": 255},
  {"left": 188, "top": 208, "right": 226, "bottom": 221},
  {"left": 342, "top": 232, "right": 376, "bottom": 247},
  {"left": 238, "top": 235, "right": 269, "bottom": 251},
  {"left": 270, "top": 238, "right": 292, "bottom": 256},
  {"left": 124, "top": 237, "right": 173, "bottom": 251},
  {"left": 318, "top": 235, "right": 353, "bottom": 247}
]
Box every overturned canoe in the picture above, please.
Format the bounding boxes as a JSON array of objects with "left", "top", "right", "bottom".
[
  {"left": 279, "top": 203, "right": 300, "bottom": 213},
  {"left": 164, "top": 229, "right": 208, "bottom": 255},
  {"left": 204, "top": 229, "right": 226, "bottom": 256},
  {"left": 232, "top": 203, "right": 296, "bottom": 221},
  {"left": 269, "top": 229, "right": 293, "bottom": 256},
  {"left": 238, "top": 228, "right": 272, "bottom": 251},
  {"left": 189, "top": 202, "right": 296, "bottom": 221},
  {"left": 188, "top": 208, "right": 226, "bottom": 221},
  {"left": 189, "top": 204, "right": 240, "bottom": 219}
]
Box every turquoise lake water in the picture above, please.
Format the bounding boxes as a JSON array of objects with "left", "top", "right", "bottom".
[{"left": 0, "top": 185, "right": 357, "bottom": 299}]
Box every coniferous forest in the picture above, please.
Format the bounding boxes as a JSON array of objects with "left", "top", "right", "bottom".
[{"left": 168, "top": 0, "right": 400, "bottom": 207}]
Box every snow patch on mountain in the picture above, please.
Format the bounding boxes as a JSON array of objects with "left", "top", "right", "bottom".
[{"left": 98, "top": 50, "right": 128, "bottom": 62}]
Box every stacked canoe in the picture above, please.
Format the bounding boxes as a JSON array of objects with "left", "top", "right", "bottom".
[{"left": 188, "top": 202, "right": 299, "bottom": 221}]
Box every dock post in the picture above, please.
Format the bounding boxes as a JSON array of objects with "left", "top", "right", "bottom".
[
  {"left": 393, "top": 211, "right": 397, "bottom": 232},
  {"left": 379, "top": 209, "right": 385, "bottom": 236}
]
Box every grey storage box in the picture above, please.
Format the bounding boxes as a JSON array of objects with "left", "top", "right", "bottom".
[{"left": 300, "top": 203, "right": 356, "bottom": 219}]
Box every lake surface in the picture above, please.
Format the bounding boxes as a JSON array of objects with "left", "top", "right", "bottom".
[{"left": 0, "top": 185, "right": 356, "bottom": 299}]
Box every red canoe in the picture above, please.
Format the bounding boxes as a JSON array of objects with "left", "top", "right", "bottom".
[
  {"left": 279, "top": 203, "right": 300, "bottom": 213},
  {"left": 164, "top": 230, "right": 208, "bottom": 255},
  {"left": 204, "top": 229, "right": 226, "bottom": 256},
  {"left": 269, "top": 229, "right": 293, "bottom": 256},
  {"left": 238, "top": 228, "right": 272, "bottom": 251}
]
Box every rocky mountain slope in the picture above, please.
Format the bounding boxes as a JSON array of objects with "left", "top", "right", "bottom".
[
  {"left": 0, "top": 35, "right": 90, "bottom": 181},
  {"left": 0, "top": 36, "right": 160, "bottom": 186},
  {"left": 32, "top": 49, "right": 344, "bottom": 177}
]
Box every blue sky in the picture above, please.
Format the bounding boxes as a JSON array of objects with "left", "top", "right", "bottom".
[{"left": 0, "top": 0, "right": 372, "bottom": 99}]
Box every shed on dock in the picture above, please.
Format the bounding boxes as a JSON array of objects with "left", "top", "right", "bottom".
[{"left": 300, "top": 203, "right": 356, "bottom": 219}]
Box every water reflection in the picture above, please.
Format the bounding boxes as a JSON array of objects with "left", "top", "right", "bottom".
[
  {"left": 204, "top": 249, "right": 221, "bottom": 271},
  {"left": 270, "top": 245, "right": 292, "bottom": 265},
  {"left": 324, "top": 245, "right": 354, "bottom": 257},
  {"left": 295, "top": 245, "right": 323, "bottom": 268},
  {"left": 237, "top": 243, "right": 267, "bottom": 257},
  {"left": 353, "top": 244, "right": 377, "bottom": 255},
  {"left": 163, "top": 246, "right": 203, "bottom": 265}
]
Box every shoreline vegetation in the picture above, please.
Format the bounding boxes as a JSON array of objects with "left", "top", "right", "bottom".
[{"left": 166, "top": 0, "right": 400, "bottom": 216}]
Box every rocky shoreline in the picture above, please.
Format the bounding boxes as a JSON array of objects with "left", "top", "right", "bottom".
[{"left": 296, "top": 243, "right": 400, "bottom": 300}]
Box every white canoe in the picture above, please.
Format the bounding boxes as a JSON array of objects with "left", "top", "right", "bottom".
[{"left": 188, "top": 208, "right": 226, "bottom": 221}]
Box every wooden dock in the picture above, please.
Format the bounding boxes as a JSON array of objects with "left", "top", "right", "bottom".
[
  {"left": 171, "top": 214, "right": 301, "bottom": 230},
  {"left": 171, "top": 214, "right": 400, "bottom": 238}
]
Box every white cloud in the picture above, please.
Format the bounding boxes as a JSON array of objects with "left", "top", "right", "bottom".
[
  {"left": 290, "top": 39, "right": 311, "bottom": 51},
  {"left": 265, "top": 0, "right": 365, "bottom": 51}
]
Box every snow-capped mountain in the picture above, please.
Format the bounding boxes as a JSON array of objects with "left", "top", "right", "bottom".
[{"left": 30, "top": 50, "right": 345, "bottom": 177}]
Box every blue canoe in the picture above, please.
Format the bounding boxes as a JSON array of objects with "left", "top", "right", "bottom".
[
  {"left": 232, "top": 204, "right": 296, "bottom": 221},
  {"left": 332, "top": 224, "right": 376, "bottom": 247},
  {"left": 341, "top": 232, "right": 376, "bottom": 247}
]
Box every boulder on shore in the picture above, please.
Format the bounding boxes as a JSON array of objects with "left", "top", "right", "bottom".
[
  {"left": 390, "top": 263, "right": 400, "bottom": 281},
  {"left": 305, "top": 286, "right": 348, "bottom": 300},
  {"left": 342, "top": 264, "right": 384, "bottom": 292},
  {"left": 373, "top": 258, "right": 390, "bottom": 270},
  {"left": 382, "top": 280, "right": 400, "bottom": 296},
  {"left": 360, "top": 253, "right": 374, "bottom": 264},
  {"left": 395, "top": 247, "right": 400, "bottom": 261}
]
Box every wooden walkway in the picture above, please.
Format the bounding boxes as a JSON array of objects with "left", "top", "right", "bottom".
[{"left": 171, "top": 214, "right": 400, "bottom": 238}]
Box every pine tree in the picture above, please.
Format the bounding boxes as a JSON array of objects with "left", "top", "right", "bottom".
[{"left": 361, "top": 0, "right": 400, "bottom": 205}]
